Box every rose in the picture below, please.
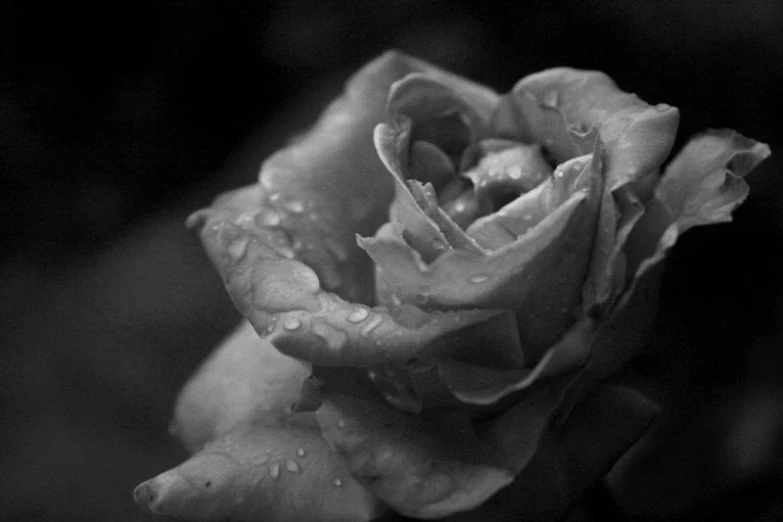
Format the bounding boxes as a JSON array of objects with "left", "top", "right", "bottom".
[{"left": 133, "top": 51, "right": 769, "bottom": 521}]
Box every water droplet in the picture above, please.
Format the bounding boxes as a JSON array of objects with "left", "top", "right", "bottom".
[
  {"left": 269, "top": 462, "right": 280, "bottom": 479},
  {"left": 431, "top": 239, "right": 447, "bottom": 251},
  {"left": 284, "top": 200, "right": 305, "bottom": 213},
  {"left": 333, "top": 478, "right": 342, "bottom": 487},
  {"left": 269, "top": 193, "right": 281, "bottom": 203},
  {"left": 555, "top": 170, "right": 564, "bottom": 178},
  {"left": 313, "top": 322, "right": 347, "bottom": 350},
  {"left": 360, "top": 315, "right": 384, "bottom": 337},
  {"left": 283, "top": 317, "right": 301, "bottom": 331},
  {"left": 296, "top": 448, "right": 306, "bottom": 457},
  {"left": 347, "top": 307, "right": 369, "bottom": 323},
  {"left": 509, "top": 166, "right": 522, "bottom": 180},
  {"left": 227, "top": 237, "right": 249, "bottom": 261},
  {"left": 258, "top": 209, "right": 282, "bottom": 227},
  {"left": 543, "top": 89, "right": 560, "bottom": 108},
  {"left": 469, "top": 275, "right": 489, "bottom": 284},
  {"left": 367, "top": 370, "right": 377, "bottom": 381},
  {"left": 285, "top": 459, "right": 300, "bottom": 474}
]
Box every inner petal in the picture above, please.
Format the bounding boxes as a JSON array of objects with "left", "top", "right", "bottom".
[{"left": 463, "top": 141, "right": 553, "bottom": 212}]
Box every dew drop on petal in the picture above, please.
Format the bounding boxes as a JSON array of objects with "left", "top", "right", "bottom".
[
  {"left": 284, "top": 200, "right": 305, "bottom": 214},
  {"left": 469, "top": 275, "right": 489, "bottom": 284},
  {"left": 347, "top": 307, "right": 369, "bottom": 323},
  {"left": 269, "top": 462, "right": 280, "bottom": 480},
  {"left": 258, "top": 209, "right": 282, "bottom": 227},
  {"left": 296, "top": 448, "right": 306, "bottom": 457},
  {"left": 283, "top": 317, "right": 301, "bottom": 331},
  {"left": 333, "top": 478, "right": 342, "bottom": 487},
  {"left": 313, "top": 322, "right": 347, "bottom": 350},
  {"left": 285, "top": 459, "right": 300, "bottom": 474},
  {"left": 359, "top": 315, "right": 384, "bottom": 337},
  {"left": 227, "top": 237, "right": 249, "bottom": 261}
]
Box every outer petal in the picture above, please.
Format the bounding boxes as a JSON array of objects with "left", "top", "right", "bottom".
[
  {"left": 134, "top": 413, "right": 379, "bottom": 522},
  {"left": 171, "top": 321, "right": 310, "bottom": 452},
  {"left": 511, "top": 67, "right": 680, "bottom": 194},
  {"left": 656, "top": 129, "right": 771, "bottom": 233},
  {"left": 589, "top": 130, "right": 770, "bottom": 382},
  {"left": 189, "top": 198, "right": 522, "bottom": 369},
  {"left": 436, "top": 319, "right": 594, "bottom": 406},
  {"left": 316, "top": 391, "right": 513, "bottom": 519},
  {"left": 450, "top": 385, "right": 658, "bottom": 522}
]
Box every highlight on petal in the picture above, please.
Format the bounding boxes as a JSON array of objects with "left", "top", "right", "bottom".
[
  {"left": 657, "top": 129, "right": 771, "bottom": 233},
  {"left": 316, "top": 391, "right": 513, "bottom": 519},
  {"left": 135, "top": 413, "right": 380, "bottom": 522},
  {"left": 511, "top": 67, "right": 680, "bottom": 194},
  {"left": 171, "top": 321, "right": 311, "bottom": 452}
]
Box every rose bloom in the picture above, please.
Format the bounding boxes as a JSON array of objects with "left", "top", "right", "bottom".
[{"left": 134, "top": 51, "right": 769, "bottom": 521}]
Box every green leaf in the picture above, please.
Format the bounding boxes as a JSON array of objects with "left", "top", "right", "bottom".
[
  {"left": 316, "top": 392, "right": 513, "bottom": 519},
  {"left": 170, "top": 321, "right": 311, "bottom": 452},
  {"left": 134, "top": 412, "right": 380, "bottom": 522}
]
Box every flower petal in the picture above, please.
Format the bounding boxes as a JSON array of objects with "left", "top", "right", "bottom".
[
  {"left": 316, "top": 391, "right": 513, "bottom": 519},
  {"left": 581, "top": 184, "right": 645, "bottom": 313},
  {"left": 437, "top": 320, "right": 594, "bottom": 405},
  {"left": 449, "top": 385, "right": 657, "bottom": 522},
  {"left": 657, "top": 129, "right": 771, "bottom": 233},
  {"left": 171, "top": 321, "right": 311, "bottom": 452},
  {"left": 243, "top": 51, "right": 455, "bottom": 303},
  {"left": 375, "top": 119, "right": 453, "bottom": 262},
  {"left": 511, "top": 68, "right": 680, "bottom": 193},
  {"left": 362, "top": 140, "right": 605, "bottom": 359},
  {"left": 135, "top": 413, "right": 379, "bottom": 522},
  {"left": 190, "top": 192, "right": 521, "bottom": 368}
]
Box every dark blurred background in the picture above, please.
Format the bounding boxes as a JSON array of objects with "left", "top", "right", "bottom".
[{"left": 1, "top": 1, "right": 782, "bottom": 520}]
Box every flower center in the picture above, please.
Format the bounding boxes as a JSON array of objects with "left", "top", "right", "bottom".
[{"left": 431, "top": 139, "right": 554, "bottom": 229}]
